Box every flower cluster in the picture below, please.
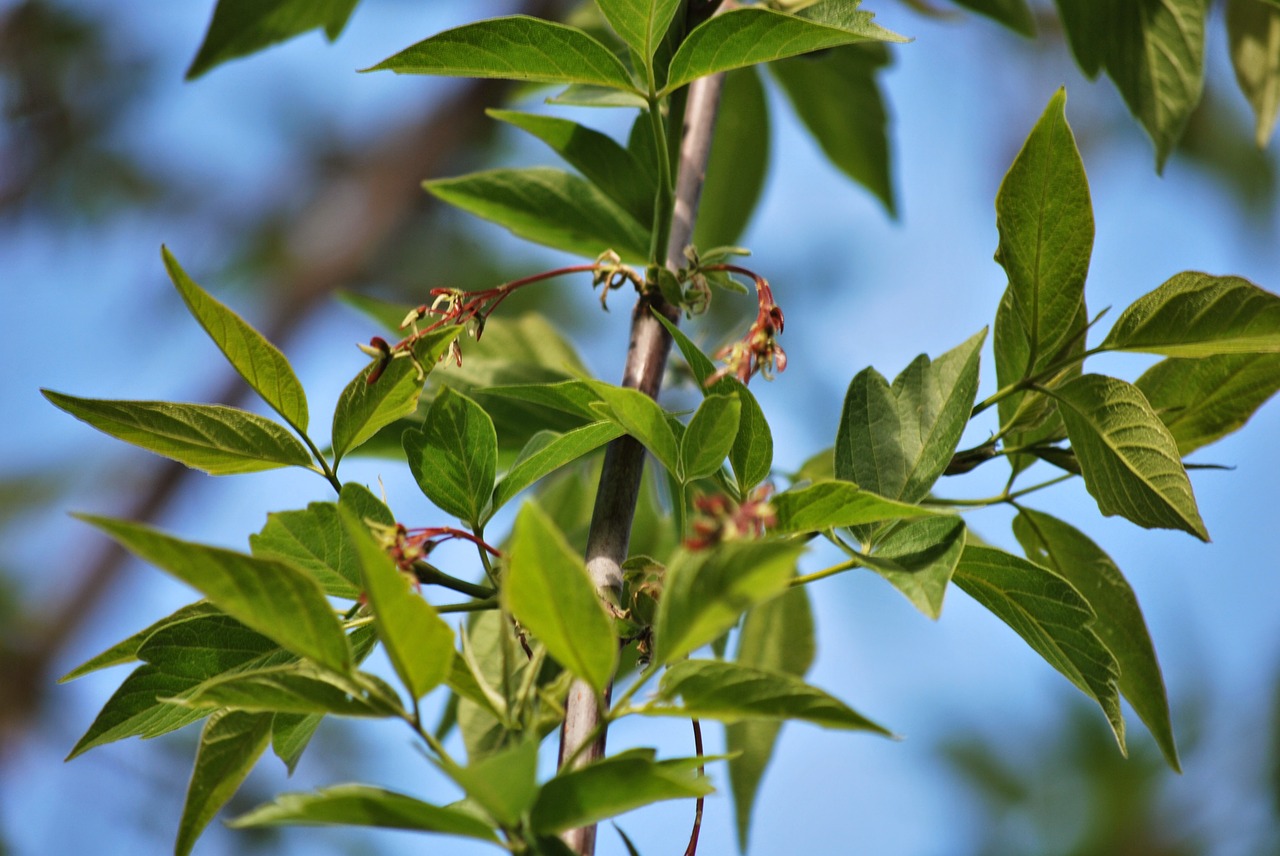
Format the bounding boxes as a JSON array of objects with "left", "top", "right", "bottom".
[
  {"left": 684, "top": 485, "right": 777, "bottom": 551},
  {"left": 369, "top": 522, "right": 500, "bottom": 575},
  {"left": 706, "top": 269, "right": 786, "bottom": 387}
]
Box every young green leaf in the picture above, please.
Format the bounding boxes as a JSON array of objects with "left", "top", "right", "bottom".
[
  {"left": 994, "top": 88, "right": 1092, "bottom": 378},
  {"left": 162, "top": 246, "right": 308, "bottom": 431},
  {"left": 1055, "top": 0, "right": 1208, "bottom": 170},
  {"left": 42, "top": 393, "right": 313, "bottom": 475},
  {"left": 60, "top": 601, "right": 222, "bottom": 683},
  {"left": 771, "top": 481, "right": 938, "bottom": 535},
  {"left": 585, "top": 380, "right": 681, "bottom": 476},
  {"left": 182, "top": 662, "right": 400, "bottom": 717},
  {"left": 680, "top": 393, "right": 741, "bottom": 482},
  {"left": 341, "top": 508, "right": 454, "bottom": 700},
  {"left": 67, "top": 613, "right": 278, "bottom": 759},
  {"left": 693, "top": 66, "right": 771, "bottom": 248},
  {"left": 229, "top": 784, "right": 501, "bottom": 842},
  {"left": 664, "top": 5, "right": 906, "bottom": 92},
  {"left": 176, "top": 711, "right": 273, "bottom": 856},
  {"left": 331, "top": 326, "right": 461, "bottom": 465},
  {"left": 403, "top": 387, "right": 498, "bottom": 527},
  {"left": 271, "top": 713, "right": 322, "bottom": 775},
  {"left": 438, "top": 738, "right": 539, "bottom": 828},
  {"left": 861, "top": 515, "right": 966, "bottom": 620},
  {"left": 482, "top": 379, "right": 604, "bottom": 421},
  {"left": 186, "top": 0, "right": 360, "bottom": 79},
  {"left": 249, "top": 502, "right": 362, "bottom": 599},
  {"left": 639, "top": 659, "right": 892, "bottom": 733},
  {"left": 834, "top": 330, "right": 986, "bottom": 503},
  {"left": 504, "top": 503, "right": 617, "bottom": 692},
  {"left": 530, "top": 752, "right": 713, "bottom": 835},
  {"left": 953, "top": 544, "right": 1125, "bottom": 750},
  {"left": 1048, "top": 374, "right": 1208, "bottom": 540},
  {"left": 367, "top": 16, "right": 638, "bottom": 91},
  {"left": 654, "top": 312, "right": 774, "bottom": 490},
  {"left": 727, "top": 587, "right": 814, "bottom": 852},
  {"left": 769, "top": 44, "right": 894, "bottom": 214},
  {"left": 491, "top": 421, "right": 625, "bottom": 514},
  {"left": 1135, "top": 353, "right": 1280, "bottom": 455},
  {"left": 597, "top": 0, "right": 683, "bottom": 67},
  {"left": 1227, "top": 0, "right": 1280, "bottom": 147},
  {"left": 426, "top": 167, "right": 650, "bottom": 262},
  {"left": 1013, "top": 508, "right": 1179, "bottom": 770},
  {"left": 487, "top": 110, "right": 655, "bottom": 224},
  {"left": 655, "top": 541, "right": 803, "bottom": 665},
  {"left": 77, "top": 515, "right": 352, "bottom": 672},
  {"left": 1100, "top": 271, "right": 1280, "bottom": 356}
]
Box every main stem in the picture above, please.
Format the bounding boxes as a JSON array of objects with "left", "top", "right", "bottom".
[{"left": 556, "top": 70, "right": 726, "bottom": 856}]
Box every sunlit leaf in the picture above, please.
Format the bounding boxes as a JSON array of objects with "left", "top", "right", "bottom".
[
  {"left": 492, "top": 421, "right": 625, "bottom": 514},
  {"left": 176, "top": 711, "right": 272, "bottom": 856},
  {"left": 861, "top": 515, "right": 966, "bottom": 620},
  {"left": 439, "top": 738, "right": 539, "bottom": 828},
  {"left": 182, "top": 662, "right": 399, "bottom": 717},
  {"left": 60, "top": 602, "right": 221, "bottom": 683},
  {"left": 404, "top": 387, "right": 497, "bottom": 527},
  {"left": 249, "top": 502, "right": 361, "bottom": 599},
  {"left": 1135, "top": 353, "right": 1280, "bottom": 455},
  {"left": 771, "top": 481, "right": 937, "bottom": 534},
  {"left": 680, "top": 393, "right": 741, "bottom": 481},
  {"left": 597, "top": 0, "right": 683, "bottom": 65},
  {"left": 585, "top": 380, "right": 681, "bottom": 475}
]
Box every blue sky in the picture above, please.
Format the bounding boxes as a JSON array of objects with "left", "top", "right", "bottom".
[{"left": 3, "top": 2, "right": 1279, "bottom": 854}]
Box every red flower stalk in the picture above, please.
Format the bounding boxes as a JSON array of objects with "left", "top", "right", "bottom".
[
  {"left": 373, "top": 522, "right": 501, "bottom": 573},
  {"left": 702, "top": 266, "right": 787, "bottom": 387},
  {"left": 684, "top": 485, "right": 777, "bottom": 551}
]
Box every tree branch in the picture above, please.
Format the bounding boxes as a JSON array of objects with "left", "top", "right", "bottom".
[{"left": 557, "top": 55, "right": 728, "bottom": 856}]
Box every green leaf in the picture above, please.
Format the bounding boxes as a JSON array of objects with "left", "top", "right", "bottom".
[
  {"left": 41, "top": 393, "right": 312, "bottom": 475},
  {"left": 1101, "top": 272, "right": 1280, "bottom": 356},
  {"left": 182, "top": 662, "right": 399, "bottom": 717},
  {"left": 426, "top": 167, "right": 650, "bottom": 262},
  {"left": 834, "top": 330, "right": 986, "bottom": 503},
  {"left": 342, "top": 508, "right": 454, "bottom": 700},
  {"left": 640, "top": 659, "right": 892, "bottom": 732},
  {"left": 504, "top": 503, "right": 617, "bottom": 691},
  {"left": 1135, "top": 353, "right": 1280, "bottom": 455},
  {"left": 655, "top": 313, "right": 774, "bottom": 490},
  {"left": 771, "top": 480, "right": 938, "bottom": 535},
  {"left": 693, "top": 66, "right": 771, "bottom": 248},
  {"left": 1014, "top": 509, "right": 1179, "bottom": 770},
  {"left": 664, "top": 4, "right": 907, "bottom": 92},
  {"left": 492, "top": 421, "right": 625, "bottom": 514},
  {"left": 597, "top": 0, "right": 683, "bottom": 66},
  {"left": 481, "top": 379, "right": 604, "bottom": 422},
  {"left": 1049, "top": 374, "right": 1208, "bottom": 539},
  {"left": 953, "top": 544, "right": 1125, "bottom": 749},
  {"left": 862, "top": 516, "right": 966, "bottom": 620},
  {"left": 77, "top": 515, "right": 352, "bottom": 672},
  {"left": 367, "top": 16, "right": 637, "bottom": 91},
  {"left": 530, "top": 752, "right": 713, "bottom": 835},
  {"left": 176, "top": 711, "right": 273, "bottom": 856},
  {"left": 655, "top": 541, "right": 803, "bottom": 665},
  {"left": 727, "top": 587, "right": 814, "bottom": 852},
  {"left": 249, "top": 503, "right": 362, "bottom": 600},
  {"left": 229, "top": 784, "right": 501, "bottom": 842},
  {"left": 331, "top": 326, "right": 460, "bottom": 465},
  {"left": 270, "top": 713, "right": 322, "bottom": 775},
  {"left": 439, "top": 738, "right": 539, "bottom": 828},
  {"left": 994, "top": 89, "right": 1092, "bottom": 380},
  {"left": 162, "top": 246, "right": 308, "bottom": 431},
  {"left": 404, "top": 387, "right": 497, "bottom": 527},
  {"left": 60, "top": 602, "right": 221, "bottom": 683},
  {"left": 951, "top": 0, "right": 1035, "bottom": 35},
  {"left": 584, "top": 381, "right": 681, "bottom": 476},
  {"left": 186, "top": 0, "right": 360, "bottom": 79},
  {"left": 67, "top": 614, "right": 278, "bottom": 759},
  {"left": 769, "top": 44, "right": 894, "bottom": 213},
  {"left": 487, "top": 110, "right": 654, "bottom": 224},
  {"left": 1054, "top": 0, "right": 1208, "bottom": 169},
  {"left": 680, "top": 393, "right": 741, "bottom": 482},
  {"left": 1227, "top": 0, "right": 1280, "bottom": 147}
]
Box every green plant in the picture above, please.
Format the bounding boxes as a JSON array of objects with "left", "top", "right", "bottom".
[{"left": 45, "top": 2, "right": 1280, "bottom": 855}]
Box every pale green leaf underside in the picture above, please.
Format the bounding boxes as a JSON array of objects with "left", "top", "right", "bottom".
[
  {"left": 230, "top": 784, "right": 500, "bottom": 842},
  {"left": 1102, "top": 271, "right": 1280, "bottom": 356},
  {"left": 863, "top": 515, "right": 966, "bottom": 620},
  {"left": 1135, "top": 352, "right": 1280, "bottom": 455},
  {"left": 368, "top": 15, "right": 637, "bottom": 91},
  {"left": 426, "top": 167, "right": 650, "bottom": 262},
  {"left": 665, "top": 5, "right": 906, "bottom": 92},
  {"left": 42, "top": 392, "right": 312, "bottom": 475},
  {"left": 163, "top": 246, "right": 309, "bottom": 431},
  {"left": 1050, "top": 374, "right": 1208, "bottom": 539}
]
